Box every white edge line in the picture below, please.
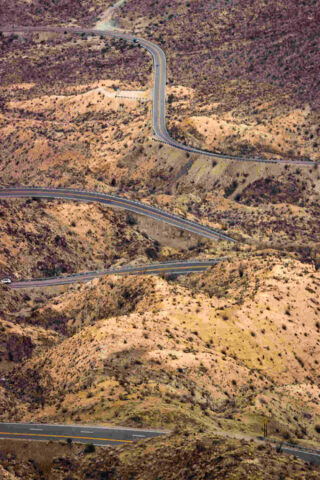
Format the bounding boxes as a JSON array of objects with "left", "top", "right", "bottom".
[{"left": 0, "top": 422, "right": 168, "bottom": 433}]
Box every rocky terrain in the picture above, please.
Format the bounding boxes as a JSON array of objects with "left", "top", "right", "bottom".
[
  {"left": 120, "top": 0, "right": 320, "bottom": 162},
  {"left": 1, "top": 433, "right": 320, "bottom": 480},
  {"left": 1, "top": 253, "right": 320, "bottom": 450},
  {"left": 0, "top": 0, "right": 320, "bottom": 478}
]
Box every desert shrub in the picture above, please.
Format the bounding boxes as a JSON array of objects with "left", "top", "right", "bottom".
[
  {"left": 84, "top": 443, "right": 96, "bottom": 453},
  {"left": 224, "top": 180, "right": 238, "bottom": 198},
  {"left": 126, "top": 214, "right": 137, "bottom": 225},
  {"left": 146, "top": 247, "right": 158, "bottom": 259}
]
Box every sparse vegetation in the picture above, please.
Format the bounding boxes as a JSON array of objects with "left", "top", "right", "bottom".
[{"left": 0, "top": 1, "right": 319, "bottom": 478}]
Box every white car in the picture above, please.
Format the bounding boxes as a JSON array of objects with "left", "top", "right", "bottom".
[{"left": 1, "top": 278, "right": 11, "bottom": 284}]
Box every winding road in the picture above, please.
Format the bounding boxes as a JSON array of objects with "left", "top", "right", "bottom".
[
  {"left": 7, "top": 259, "right": 224, "bottom": 289},
  {"left": 0, "top": 422, "right": 319, "bottom": 465},
  {"left": 0, "top": 186, "right": 232, "bottom": 287},
  {"left": 0, "top": 20, "right": 314, "bottom": 287},
  {"left": 0, "top": 24, "right": 315, "bottom": 166},
  {"left": 0, "top": 187, "right": 235, "bottom": 242},
  {"left": 0, "top": 11, "right": 319, "bottom": 468}
]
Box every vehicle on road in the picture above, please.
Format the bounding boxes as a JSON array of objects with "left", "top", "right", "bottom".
[{"left": 1, "top": 278, "right": 11, "bottom": 284}]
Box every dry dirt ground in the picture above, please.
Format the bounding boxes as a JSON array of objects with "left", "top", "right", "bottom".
[
  {"left": 0, "top": 433, "right": 320, "bottom": 480},
  {"left": 1, "top": 254, "right": 320, "bottom": 448},
  {"left": 120, "top": 0, "right": 320, "bottom": 162}
]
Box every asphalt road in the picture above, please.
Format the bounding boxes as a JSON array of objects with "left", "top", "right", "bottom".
[
  {"left": 1, "top": 422, "right": 320, "bottom": 465},
  {"left": 0, "top": 422, "right": 165, "bottom": 446},
  {"left": 281, "top": 447, "right": 320, "bottom": 466},
  {"left": 0, "top": 25, "right": 315, "bottom": 166},
  {"left": 0, "top": 187, "right": 235, "bottom": 242},
  {"left": 0, "top": 20, "right": 319, "bottom": 467},
  {"left": 8, "top": 259, "right": 224, "bottom": 289}
]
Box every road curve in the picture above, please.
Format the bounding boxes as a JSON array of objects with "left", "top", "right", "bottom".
[
  {"left": 7, "top": 259, "right": 224, "bottom": 289},
  {"left": 0, "top": 422, "right": 165, "bottom": 446},
  {"left": 0, "top": 187, "right": 235, "bottom": 242},
  {"left": 281, "top": 446, "right": 320, "bottom": 466},
  {"left": 1, "top": 25, "right": 320, "bottom": 466},
  {"left": 0, "top": 25, "right": 315, "bottom": 166}
]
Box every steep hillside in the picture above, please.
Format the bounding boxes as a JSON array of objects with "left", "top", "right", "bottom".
[
  {"left": 0, "top": 0, "right": 320, "bottom": 476},
  {"left": 1, "top": 433, "right": 320, "bottom": 480},
  {"left": 0, "top": 198, "right": 174, "bottom": 280},
  {"left": 1, "top": 254, "right": 320, "bottom": 445},
  {"left": 120, "top": 0, "right": 320, "bottom": 162},
  {"left": 0, "top": 0, "right": 110, "bottom": 26}
]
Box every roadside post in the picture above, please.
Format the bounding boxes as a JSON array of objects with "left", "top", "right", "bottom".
[{"left": 264, "top": 417, "right": 268, "bottom": 437}]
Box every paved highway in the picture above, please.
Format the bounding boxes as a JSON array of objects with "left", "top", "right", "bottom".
[
  {"left": 7, "top": 259, "right": 224, "bottom": 289},
  {"left": 0, "top": 187, "right": 234, "bottom": 242},
  {"left": 281, "top": 446, "right": 320, "bottom": 466},
  {"left": 0, "top": 25, "right": 315, "bottom": 165},
  {"left": 0, "top": 422, "right": 165, "bottom": 446},
  {"left": 0, "top": 422, "right": 319, "bottom": 465},
  {"left": 1, "top": 19, "right": 319, "bottom": 467}
]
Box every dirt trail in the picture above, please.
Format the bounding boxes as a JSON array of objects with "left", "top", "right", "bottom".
[{"left": 95, "top": 0, "right": 128, "bottom": 30}]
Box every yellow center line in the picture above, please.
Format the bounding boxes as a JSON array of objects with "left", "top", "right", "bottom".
[
  {"left": 0, "top": 431, "right": 133, "bottom": 443},
  {"left": 139, "top": 39, "right": 165, "bottom": 139},
  {"left": 158, "top": 50, "right": 163, "bottom": 136},
  {"left": 7, "top": 190, "right": 220, "bottom": 237}
]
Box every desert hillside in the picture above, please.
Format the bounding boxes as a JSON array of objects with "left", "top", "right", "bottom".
[
  {"left": 120, "top": 0, "right": 320, "bottom": 162},
  {"left": 0, "top": 0, "right": 320, "bottom": 478},
  {"left": 1, "top": 254, "right": 320, "bottom": 448},
  {"left": 0, "top": 432, "right": 320, "bottom": 479}
]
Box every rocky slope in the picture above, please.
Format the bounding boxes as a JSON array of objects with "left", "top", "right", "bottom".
[
  {"left": 0, "top": 0, "right": 320, "bottom": 477},
  {"left": 1, "top": 253, "right": 320, "bottom": 447},
  {"left": 120, "top": 0, "right": 320, "bottom": 162},
  {"left": 1, "top": 433, "right": 320, "bottom": 479}
]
